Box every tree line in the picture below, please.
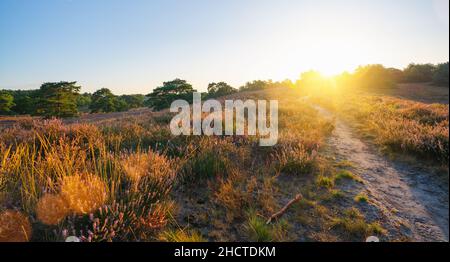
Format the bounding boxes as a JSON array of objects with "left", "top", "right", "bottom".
[
  {"left": 0, "top": 84, "right": 146, "bottom": 118},
  {"left": 236, "top": 62, "right": 449, "bottom": 92},
  {"left": 0, "top": 79, "right": 238, "bottom": 117},
  {"left": 296, "top": 62, "right": 449, "bottom": 91},
  {"left": 1, "top": 62, "right": 448, "bottom": 117}
]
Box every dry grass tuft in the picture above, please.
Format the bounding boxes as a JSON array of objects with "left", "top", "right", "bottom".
[
  {"left": 36, "top": 194, "right": 70, "bottom": 225},
  {"left": 121, "top": 150, "right": 177, "bottom": 184},
  {"left": 60, "top": 173, "right": 108, "bottom": 215},
  {"left": 159, "top": 228, "right": 206, "bottom": 242},
  {"left": 0, "top": 210, "right": 32, "bottom": 242},
  {"left": 273, "top": 145, "right": 318, "bottom": 175}
]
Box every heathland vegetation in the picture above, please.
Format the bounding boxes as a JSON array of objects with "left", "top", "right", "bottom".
[
  {"left": 1, "top": 62, "right": 448, "bottom": 117},
  {"left": 0, "top": 62, "right": 448, "bottom": 242}
]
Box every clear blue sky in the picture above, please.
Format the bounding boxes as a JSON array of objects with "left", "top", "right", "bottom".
[{"left": 1, "top": 0, "right": 449, "bottom": 94}]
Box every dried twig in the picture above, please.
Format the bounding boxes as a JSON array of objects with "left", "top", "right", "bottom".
[{"left": 266, "top": 193, "right": 302, "bottom": 224}]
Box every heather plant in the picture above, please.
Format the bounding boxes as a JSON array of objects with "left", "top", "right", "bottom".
[
  {"left": 0, "top": 113, "right": 180, "bottom": 241},
  {"left": 0, "top": 85, "right": 446, "bottom": 243},
  {"left": 61, "top": 200, "right": 173, "bottom": 242},
  {"left": 329, "top": 95, "right": 449, "bottom": 164}
]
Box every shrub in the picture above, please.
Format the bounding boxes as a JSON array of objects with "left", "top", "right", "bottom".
[
  {"left": 353, "top": 64, "right": 397, "bottom": 89},
  {"left": 146, "top": 79, "right": 196, "bottom": 111},
  {"left": 432, "top": 62, "right": 449, "bottom": 86},
  {"left": 403, "top": 63, "right": 436, "bottom": 83}
]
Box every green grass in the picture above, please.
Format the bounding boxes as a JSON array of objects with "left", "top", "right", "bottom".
[
  {"left": 368, "top": 222, "right": 387, "bottom": 235},
  {"left": 331, "top": 207, "right": 385, "bottom": 240},
  {"left": 330, "top": 189, "right": 345, "bottom": 199},
  {"left": 316, "top": 175, "right": 334, "bottom": 189},
  {"left": 245, "top": 210, "right": 273, "bottom": 242},
  {"left": 335, "top": 170, "right": 357, "bottom": 181},
  {"left": 159, "top": 229, "right": 206, "bottom": 242},
  {"left": 354, "top": 193, "right": 369, "bottom": 203},
  {"left": 182, "top": 149, "right": 230, "bottom": 183}
]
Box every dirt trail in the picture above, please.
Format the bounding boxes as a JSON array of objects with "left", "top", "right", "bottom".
[{"left": 314, "top": 105, "right": 449, "bottom": 242}]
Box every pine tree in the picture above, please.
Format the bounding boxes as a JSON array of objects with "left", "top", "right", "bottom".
[
  {"left": 0, "top": 91, "right": 15, "bottom": 114},
  {"left": 36, "top": 82, "right": 81, "bottom": 118},
  {"left": 146, "top": 79, "right": 196, "bottom": 111}
]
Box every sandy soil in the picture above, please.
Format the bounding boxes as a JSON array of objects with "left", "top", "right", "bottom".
[{"left": 315, "top": 105, "right": 449, "bottom": 242}]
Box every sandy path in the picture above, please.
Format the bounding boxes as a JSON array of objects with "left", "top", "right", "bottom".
[{"left": 315, "top": 105, "right": 449, "bottom": 242}]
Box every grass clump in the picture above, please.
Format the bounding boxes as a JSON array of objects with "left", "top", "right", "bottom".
[
  {"left": 354, "top": 193, "right": 369, "bottom": 203},
  {"left": 245, "top": 210, "right": 273, "bottom": 242},
  {"left": 316, "top": 175, "right": 334, "bottom": 189},
  {"left": 335, "top": 170, "right": 357, "bottom": 181},
  {"left": 182, "top": 150, "right": 229, "bottom": 182},
  {"left": 368, "top": 222, "right": 387, "bottom": 235},
  {"left": 159, "top": 229, "right": 206, "bottom": 242},
  {"left": 273, "top": 145, "right": 318, "bottom": 175},
  {"left": 243, "top": 209, "right": 290, "bottom": 242},
  {"left": 330, "top": 189, "right": 345, "bottom": 199},
  {"left": 181, "top": 138, "right": 238, "bottom": 183},
  {"left": 60, "top": 173, "right": 108, "bottom": 215},
  {"left": 331, "top": 207, "right": 385, "bottom": 240}
]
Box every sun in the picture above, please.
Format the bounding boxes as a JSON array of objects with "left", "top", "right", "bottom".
[{"left": 316, "top": 65, "right": 347, "bottom": 78}]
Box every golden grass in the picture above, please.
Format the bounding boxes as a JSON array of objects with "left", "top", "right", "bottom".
[
  {"left": 0, "top": 87, "right": 445, "bottom": 242},
  {"left": 121, "top": 150, "right": 176, "bottom": 185},
  {"left": 159, "top": 228, "right": 206, "bottom": 242},
  {"left": 36, "top": 194, "right": 70, "bottom": 225},
  {"left": 60, "top": 173, "right": 108, "bottom": 215},
  {"left": 0, "top": 210, "right": 32, "bottom": 242},
  {"left": 315, "top": 93, "right": 449, "bottom": 164},
  {"left": 0, "top": 116, "right": 180, "bottom": 241}
]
